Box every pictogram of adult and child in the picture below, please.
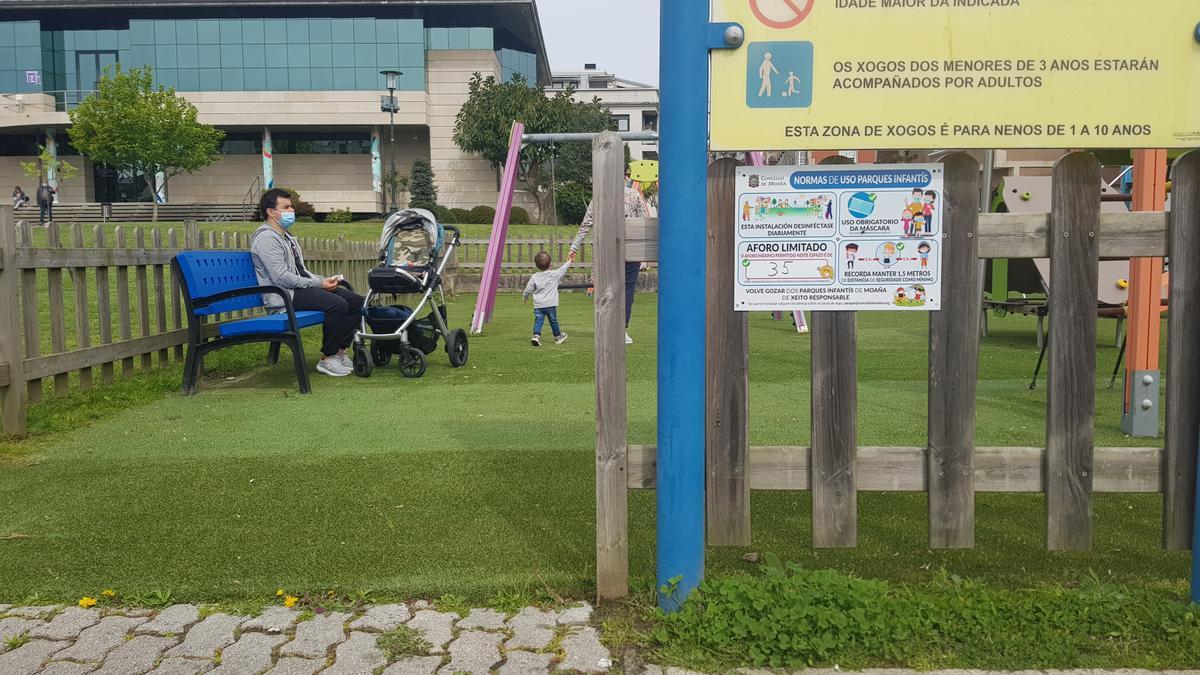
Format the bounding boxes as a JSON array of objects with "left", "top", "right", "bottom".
[
  {"left": 901, "top": 188, "right": 938, "bottom": 237},
  {"left": 746, "top": 41, "right": 814, "bottom": 108}
]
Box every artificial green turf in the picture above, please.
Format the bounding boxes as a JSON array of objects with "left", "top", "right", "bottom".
[{"left": 0, "top": 292, "right": 1186, "bottom": 604}]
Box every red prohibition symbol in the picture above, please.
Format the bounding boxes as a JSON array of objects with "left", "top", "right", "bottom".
[{"left": 749, "top": 0, "right": 815, "bottom": 30}]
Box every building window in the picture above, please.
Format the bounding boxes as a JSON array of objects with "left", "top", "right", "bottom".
[
  {"left": 75, "top": 51, "right": 119, "bottom": 92},
  {"left": 219, "top": 132, "right": 262, "bottom": 155},
  {"left": 273, "top": 132, "right": 372, "bottom": 155},
  {"left": 219, "top": 132, "right": 374, "bottom": 155},
  {"left": 0, "top": 135, "right": 40, "bottom": 157},
  {"left": 642, "top": 112, "right": 658, "bottom": 132},
  {"left": 0, "top": 133, "right": 78, "bottom": 157},
  {"left": 610, "top": 114, "right": 630, "bottom": 132}
]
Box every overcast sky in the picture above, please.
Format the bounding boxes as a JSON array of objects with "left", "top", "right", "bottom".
[{"left": 535, "top": 0, "right": 660, "bottom": 86}]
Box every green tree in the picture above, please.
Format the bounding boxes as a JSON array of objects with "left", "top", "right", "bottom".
[
  {"left": 67, "top": 65, "right": 224, "bottom": 221},
  {"left": 21, "top": 145, "right": 79, "bottom": 190},
  {"left": 408, "top": 158, "right": 438, "bottom": 211},
  {"left": 452, "top": 73, "right": 614, "bottom": 224},
  {"left": 381, "top": 168, "right": 410, "bottom": 214}
]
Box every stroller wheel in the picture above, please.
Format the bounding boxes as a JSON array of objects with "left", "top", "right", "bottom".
[
  {"left": 371, "top": 341, "right": 392, "bottom": 366},
  {"left": 352, "top": 344, "right": 374, "bottom": 378},
  {"left": 447, "top": 328, "right": 469, "bottom": 368},
  {"left": 399, "top": 346, "right": 427, "bottom": 379}
]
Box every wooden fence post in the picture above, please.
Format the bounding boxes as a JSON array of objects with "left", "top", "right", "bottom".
[
  {"left": 71, "top": 223, "right": 93, "bottom": 390},
  {"left": 928, "top": 153, "right": 981, "bottom": 549},
  {"left": 1046, "top": 152, "right": 1101, "bottom": 551},
  {"left": 0, "top": 207, "right": 27, "bottom": 437},
  {"left": 811, "top": 154, "right": 857, "bottom": 548},
  {"left": 706, "top": 158, "right": 750, "bottom": 546},
  {"left": 1164, "top": 150, "right": 1200, "bottom": 549},
  {"left": 184, "top": 220, "right": 200, "bottom": 249},
  {"left": 95, "top": 225, "right": 115, "bottom": 382},
  {"left": 46, "top": 224, "right": 68, "bottom": 395},
  {"left": 17, "top": 221, "right": 41, "bottom": 403},
  {"left": 338, "top": 234, "right": 349, "bottom": 279},
  {"left": 593, "top": 130, "right": 629, "bottom": 601}
]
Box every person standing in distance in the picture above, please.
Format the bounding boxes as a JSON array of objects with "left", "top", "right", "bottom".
[
  {"left": 570, "top": 166, "right": 648, "bottom": 345},
  {"left": 36, "top": 178, "right": 56, "bottom": 225}
]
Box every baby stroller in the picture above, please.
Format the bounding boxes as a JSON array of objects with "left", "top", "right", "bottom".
[{"left": 351, "top": 208, "right": 468, "bottom": 378}]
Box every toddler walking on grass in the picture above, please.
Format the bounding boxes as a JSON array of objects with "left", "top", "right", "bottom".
[{"left": 523, "top": 251, "right": 572, "bottom": 347}]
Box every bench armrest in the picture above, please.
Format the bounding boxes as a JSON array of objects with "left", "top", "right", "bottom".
[
  {"left": 193, "top": 285, "right": 306, "bottom": 334},
  {"left": 193, "top": 285, "right": 290, "bottom": 310}
]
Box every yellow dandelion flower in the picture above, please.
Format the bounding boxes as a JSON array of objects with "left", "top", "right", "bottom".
[
  {"left": 283, "top": 595, "right": 299, "bottom": 608},
  {"left": 101, "top": 589, "right": 116, "bottom": 598},
  {"left": 276, "top": 589, "right": 284, "bottom": 597},
  {"left": 79, "top": 596, "right": 98, "bottom": 608}
]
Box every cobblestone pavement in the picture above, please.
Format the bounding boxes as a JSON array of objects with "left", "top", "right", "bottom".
[
  {"left": 0, "top": 602, "right": 610, "bottom": 675},
  {"left": 7, "top": 604, "right": 1193, "bottom": 675}
]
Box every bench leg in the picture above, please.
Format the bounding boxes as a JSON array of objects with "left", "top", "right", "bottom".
[
  {"left": 267, "top": 341, "right": 281, "bottom": 365},
  {"left": 287, "top": 336, "right": 312, "bottom": 394},
  {"left": 182, "top": 345, "right": 203, "bottom": 396}
]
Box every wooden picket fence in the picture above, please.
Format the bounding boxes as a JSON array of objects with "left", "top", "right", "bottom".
[
  {"left": 0, "top": 214, "right": 605, "bottom": 437},
  {"left": 456, "top": 237, "right": 592, "bottom": 274},
  {"left": 0, "top": 217, "right": 379, "bottom": 437},
  {"left": 590, "top": 145, "right": 1200, "bottom": 600}
]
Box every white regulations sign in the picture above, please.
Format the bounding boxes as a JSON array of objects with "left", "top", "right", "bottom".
[{"left": 735, "top": 163, "right": 944, "bottom": 312}]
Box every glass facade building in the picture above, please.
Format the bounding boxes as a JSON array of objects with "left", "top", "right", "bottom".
[
  {"left": 0, "top": 1, "right": 547, "bottom": 214},
  {"left": 1, "top": 18, "right": 534, "bottom": 97}
]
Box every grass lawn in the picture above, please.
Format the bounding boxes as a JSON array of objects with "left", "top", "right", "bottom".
[{"left": 0, "top": 292, "right": 1186, "bottom": 607}]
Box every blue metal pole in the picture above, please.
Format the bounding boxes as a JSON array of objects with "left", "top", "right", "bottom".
[{"left": 657, "top": 0, "right": 707, "bottom": 610}]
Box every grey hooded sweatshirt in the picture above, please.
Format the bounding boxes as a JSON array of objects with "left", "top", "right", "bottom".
[{"left": 249, "top": 223, "right": 325, "bottom": 310}]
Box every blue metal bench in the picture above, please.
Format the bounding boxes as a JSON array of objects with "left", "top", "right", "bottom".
[{"left": 172, "top": 251, "right": 324, "bottom": 395}]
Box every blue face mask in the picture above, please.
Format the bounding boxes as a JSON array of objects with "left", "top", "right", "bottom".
[{"left": 278, "top": 211, "right": 296, "bottom": 229}]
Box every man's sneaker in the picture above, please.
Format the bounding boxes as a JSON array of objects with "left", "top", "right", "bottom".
[
  {"left": 531, "top": 334, "right": 541, "bottom": 347},
  {"left": 316, "top": 357, "right": 351, "bottom": 377},
  {"left": 625, "top": 333, "right": 634, "bottom": 345},
  {"left": 554, "top": 332, "right": 569, "bottom": 344},
  {"left": 336, "top": 352, "right": 354, "bottom": 370}
]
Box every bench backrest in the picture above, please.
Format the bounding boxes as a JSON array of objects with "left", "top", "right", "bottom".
[{"left": 174, "top": 251, "right": 266, "bottom": 317}]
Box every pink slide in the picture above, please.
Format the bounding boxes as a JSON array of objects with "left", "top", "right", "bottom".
[{"left": 470, "top": 121, "right": 525, "bottom": 334}]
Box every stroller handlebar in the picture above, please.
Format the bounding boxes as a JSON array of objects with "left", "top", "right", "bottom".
[{"left": 442, "top": 224, "right": 461, "bottom": 245}]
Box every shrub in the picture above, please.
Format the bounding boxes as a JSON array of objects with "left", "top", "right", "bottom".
[
  {"left": 325, "top": 207, "right": 353, "bottom": 223},
  {"left": 555, "top": 181, "right": 591, "bottom": 225},
  {"left": 431, "top": 205, "right": 454, "bottom": 224},
  {"left": 650, "top": 561, "right": 1200, "bottom": 671},
  {"left": 408, "top": 158, "right": 439, "bottom": 211},
  {"left": 263, "top": 187, "right": 315, "bottom": 220},
  {"left": 467, "top": 205, "right": 496, "bottom": 224},
  {"left": 508, "top": 206, "right": 531, "bottom": 225},
  {"left": 449, "top": 208, "right": 472, "bottom": 224}
]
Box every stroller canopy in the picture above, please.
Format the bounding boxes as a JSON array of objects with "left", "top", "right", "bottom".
[{"left": 379, "top": 208, "right": 445, "bottom": 267}]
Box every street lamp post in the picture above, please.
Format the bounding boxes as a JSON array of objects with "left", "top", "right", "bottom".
[{"left": 380, "top": 70, "right": 402, "bottom": 213}]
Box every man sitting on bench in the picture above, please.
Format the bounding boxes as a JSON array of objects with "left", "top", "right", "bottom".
[{"left": 249, "top": 188, "right": 364, "bottom": 377}]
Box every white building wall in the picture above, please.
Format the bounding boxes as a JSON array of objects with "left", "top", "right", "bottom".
[{"left": 426, "top": 50, "right": 540, "bottom": 217}]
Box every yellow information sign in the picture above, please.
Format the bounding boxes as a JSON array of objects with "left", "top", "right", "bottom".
[{"left": 710, "top": 0, "right": 1200, "bottom": 150}]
